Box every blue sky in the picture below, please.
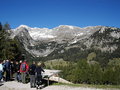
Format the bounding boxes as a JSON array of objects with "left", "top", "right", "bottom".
[{"left": 0, "top": 0, "right": 120, "bottom": 29}]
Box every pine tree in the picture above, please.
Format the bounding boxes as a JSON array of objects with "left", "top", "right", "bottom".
[
  {"left": 0, "top": 23, "right": 21, "bottom": 60},
  {"left": 3, "top": 22, "right": 11, "bottom": 30},
  {"left": 0, "top": 22, "right": 2, "bottom": 31}
]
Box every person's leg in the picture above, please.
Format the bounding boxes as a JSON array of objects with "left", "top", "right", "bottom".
[
  {"left": 10, "top": 70, "right": 12, "bottom": 80},
  {"left": 6, "top": 70, "right": 9, "bottom": 81},
  {"left": 23, "top": 72, "right": 26, "bottom": 83},
  {"left": 37, "top": 75, "right": 40, "bottom": 85},
  {"left": 36, "top": 75, "right": 40, "bottom": 88},
  {"left": 33, "top": 75, "right": 36, "bottom": 87},
  {"left": 8, "top": 70, "right": 11, "bottom": 81},
  {"left": 19, "top": 73, "right": 22, "bottom": 82},
  {"left": 37, "top": 75, "right": 42, "bottom": 86},
  {"left": 23, "top": 72, "right": 25, "bottom": 83},
  {"left": 32, "top": 75, "right": 34, "bottom": 87},
  {"left": 15, "top": 72, "right": 17, "bottom": 81},
  {"left": 30, "top": 75, "right": 33, "bottom": 87},
  {"left": 0, "top": 71, "right": 2, "bottom": 81},
  {"left": 21, "top": 72, "right": 24, "bottom": 83}
]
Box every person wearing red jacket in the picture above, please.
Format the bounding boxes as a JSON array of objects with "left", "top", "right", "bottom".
[{"left": 20, "top": 60, "right": 29, "bottom": 84}]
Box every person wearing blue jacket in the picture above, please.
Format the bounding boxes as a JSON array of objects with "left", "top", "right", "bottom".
[
  {"left": 29, "top": 61, "right": 36, "bottom": 88},
  {"left": 5, "top": 60, "right": 11, "bottom": 81}
]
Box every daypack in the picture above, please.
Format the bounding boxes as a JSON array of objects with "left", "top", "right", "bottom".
[
  {"left": 29, "top": 64, "right": 36, "bottom": 75},
  {"left": 21, "top": 63, "right": 26, "bottom": 71}
]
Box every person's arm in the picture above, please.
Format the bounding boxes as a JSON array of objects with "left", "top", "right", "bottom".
[
  {"left": 26, "top": 64, "right": 29, "bottom": 72},
  {"left": 41, "top": 67, "right": 45, "bottom": 72},
  {"left": 20, "top": 64, "right": 22, "bottom": 73}
]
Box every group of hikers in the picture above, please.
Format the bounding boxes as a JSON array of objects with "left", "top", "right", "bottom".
[{"left": 0, "top": 59, "right": 45, "bottom": 88}]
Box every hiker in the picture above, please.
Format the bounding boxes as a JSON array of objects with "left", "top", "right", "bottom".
[
  {"left": 20, "top": 60, "right": 29, "bottom": 84},
  {"left": 10, "top": 61, "right": 15, "bottom": 80},
  {"left": 18, "top": 60, "right": 22, "bottom": 82},
  {"left": 0, "top": 60, "right": 3, "bottom": 82},
  {"left": 5, "top": 60, "right": 11, "bottom": 81},
  {"left": 2, "top": 60, "right": 6, "bottom": 81},
  {"left": 29, "top": 61, "right": 36, "bottom": 88},
  {"left": 15, "top": 61, "right": 20, "bottom": 81},
  {"left": 35, "top": 62, "right": 45, "bottom": 88}
]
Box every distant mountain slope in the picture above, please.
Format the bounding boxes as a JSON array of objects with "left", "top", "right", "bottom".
[{"left": 11, "top": 25, "right": 120, "bottom": 64}]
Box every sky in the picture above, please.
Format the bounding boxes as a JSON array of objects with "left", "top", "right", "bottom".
[{"left": 0, "top": 0, "right": 120, "bottom": 29}]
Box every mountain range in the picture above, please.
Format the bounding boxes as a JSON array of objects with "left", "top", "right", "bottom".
[{"left": 10, "top": 25, "right": 120, "bottom": 64}]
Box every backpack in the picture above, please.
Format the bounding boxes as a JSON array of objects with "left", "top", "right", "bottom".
[
  {"left": 29, "top": 64, "right": 36, "bottom": 75},
  {"left": 21, "top": 63, "right": 26, "bottom": 71},
  {"left": 5, "top": 61, "right": 10, "bottom": 70}
]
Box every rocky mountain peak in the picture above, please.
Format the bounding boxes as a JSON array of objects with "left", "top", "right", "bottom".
[
  {"left": 17, "top": 25, "right": 30, "bottom": 29},
  {"left": 10, "top": 25, "right": 120, "bottom": 58}
]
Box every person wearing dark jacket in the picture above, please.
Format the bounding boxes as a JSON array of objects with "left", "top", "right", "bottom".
[
  {"left": 10, "top": 61, "right": 15, "bottom": 80},
  {"left": 15, "top": 61, "right": 20, "bottom": 81},
  {"left": 35, "top": 62, "right": 45, "bottom": 87},
  {"left": 5, "top": 60, "right": 11, "bottom": 81},
  {"left": 18, "top": 60, "right": 22, "bottom": 82},
  {"left": 29, "top": 61, "right": 36, "bottom": 88}
]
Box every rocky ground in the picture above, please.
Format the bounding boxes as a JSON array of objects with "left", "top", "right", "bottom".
[{"left": 0, "top": 81, "right": 119, "bottom": 90}]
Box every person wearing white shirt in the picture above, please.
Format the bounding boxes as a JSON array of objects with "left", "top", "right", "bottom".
[{"left": 0, "top": 61, "right": 3, "bottom": 82}]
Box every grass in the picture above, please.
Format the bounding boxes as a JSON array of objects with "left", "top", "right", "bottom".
[
  {"left": 44, "top": 59, "right": 70, "bottom": 69},
  {"left": 53, "top": 83, "right": 120, "bottom": 89}
]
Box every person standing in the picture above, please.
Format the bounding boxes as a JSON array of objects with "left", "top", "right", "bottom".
[
  {"left": 10, "top": 61, "right": 15, "bottom": 80},
  {"left": 14, "top": 61, "right": 20, "bottom": 81},
  {"left": 0, "top": 61, "right": 3, "bottom": 82},
  {"left": 29, "top": 61, "right": 36, "bottom": 88},
  {"left": 2, "top": 60, "right": 6, "bottom": 81},
  {"left": 20, "top": 60, "right": 29, "bottom": 84},
  {"left": 18, "top": 60, "right": 22, "bottom": 82},
  {"left": 35, "top": 62, "right": 45, "bottom": 88},
  {"left": 5, "top": 60, "right": 11, "bottom": 81}
]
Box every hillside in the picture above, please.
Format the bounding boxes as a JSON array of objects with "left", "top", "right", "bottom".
[{"left": 8, "top": 25, "right": 120, "bottom": 67}]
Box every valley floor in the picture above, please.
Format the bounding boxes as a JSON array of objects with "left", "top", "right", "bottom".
[{"left": 0, "top": 81, "right": 119, "bottom": 90}]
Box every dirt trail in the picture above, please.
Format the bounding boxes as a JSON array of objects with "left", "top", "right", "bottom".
[{"left": 0, "top": 81, "right": 119, "bottom": 90}]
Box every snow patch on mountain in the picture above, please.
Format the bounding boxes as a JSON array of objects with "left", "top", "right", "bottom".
[
  {"left": 17, "top": 25, "right": 30, "bottom": 29},
  {"left": 58, "top": 25, "right": 75, "bottom": 29}
]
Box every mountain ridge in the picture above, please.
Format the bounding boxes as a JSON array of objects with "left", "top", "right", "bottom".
[
  {"left": 10, "top": 25, "right": 120, "bottom": 62},
  {"left": 13, "top": 25, "right": 104, "bottom": 41}
]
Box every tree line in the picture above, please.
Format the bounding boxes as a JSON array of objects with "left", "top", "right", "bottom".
[{"left": 54, "top": 58, "right": 120, "bottom": 85}]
